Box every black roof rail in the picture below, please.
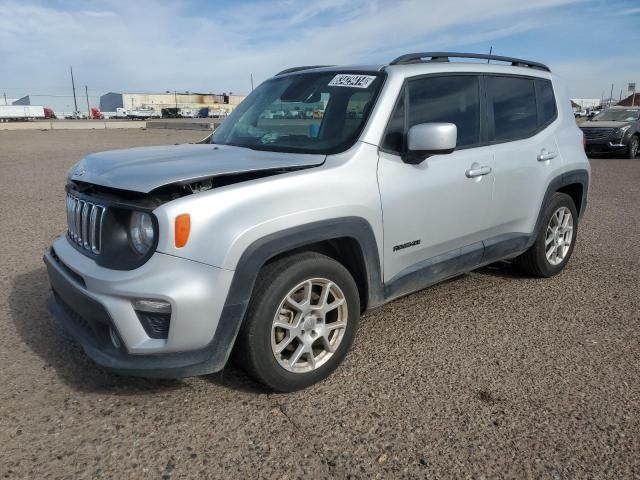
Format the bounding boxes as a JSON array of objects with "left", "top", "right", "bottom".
[
  {"left": 276, "top": 65, "right": 333, "bottom": 76},
  {"left": 389, "top": 52, "right": 550, "bottom": 72}
]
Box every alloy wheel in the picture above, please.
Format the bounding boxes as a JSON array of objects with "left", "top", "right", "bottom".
[
  {"left": 271, "top": 278, "right": 348, "bottom": 373},
  {"left": 545, "top": 206, "right": 574, "bottom": 266}
]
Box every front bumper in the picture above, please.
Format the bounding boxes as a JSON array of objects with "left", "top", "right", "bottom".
[
  {"left": 584, "top": 138, "right": 629, "bottom": 155},
  {"left": 44, "top": 235, "right": 241, "bottom": 378}
]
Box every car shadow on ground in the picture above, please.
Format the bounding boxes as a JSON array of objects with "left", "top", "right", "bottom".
[
  {"left": 9, "top": 267, "right": 263, "bottom": 395},
  {"left": 474, "top": 260, "right": 532, "bottom": 280}
]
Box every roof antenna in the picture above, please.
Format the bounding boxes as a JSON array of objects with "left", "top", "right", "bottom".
[{"left": 487, "top": 46, "right": 493, "bottom": 63}]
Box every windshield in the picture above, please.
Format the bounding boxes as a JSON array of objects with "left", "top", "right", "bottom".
[
  {"left": 212, "top": 71, "right": 384, "bottom": 154},
  {"left": 591, "top": 109, "right": 640, "bottom": 122}
]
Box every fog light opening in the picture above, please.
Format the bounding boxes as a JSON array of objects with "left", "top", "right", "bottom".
[
  {"left": 133, "top": 299, "right": 172, "bottom": 340},
  {"left": 109, "top": 327, "right": 122, "bottom": 349}
]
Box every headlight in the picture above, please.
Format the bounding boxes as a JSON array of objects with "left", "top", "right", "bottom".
[
  {"left": 129, "top": 211, "right": 155, "bottom": 255},
  {"left": 614, "top": 125, "right": 631, "bottom": 136}
]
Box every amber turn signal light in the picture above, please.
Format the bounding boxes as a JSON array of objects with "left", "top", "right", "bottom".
[{"left": 175, "top": 214, "right": 191, "bottom": 248}]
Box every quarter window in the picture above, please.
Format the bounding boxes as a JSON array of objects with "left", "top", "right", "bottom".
[
  {"left": 407, "top": 76, "right": 481, "bottom": 148},
  {"left": 486, "top": 76, "right": 538, "bottom": 141},
  {"left": 537, "top": 79, "right": 557, "bottom": 126},
  {"left": 382, "top": 93, "right": 405, "bottom": 152}
]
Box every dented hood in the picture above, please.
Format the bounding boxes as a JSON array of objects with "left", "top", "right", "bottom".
[{"left": 70, "top": 143, "right": 326, "bottom": 193}]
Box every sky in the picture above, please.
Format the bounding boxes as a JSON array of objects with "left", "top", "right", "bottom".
[{"left": 1, "top": 0, "right": 640, "bottom": 105}]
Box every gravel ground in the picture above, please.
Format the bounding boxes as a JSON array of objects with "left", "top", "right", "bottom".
[{"left": 0, "top": 129, "right": 638, "bottom": 479}]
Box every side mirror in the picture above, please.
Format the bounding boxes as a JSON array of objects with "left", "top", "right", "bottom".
[{"left": 403, "top": 122, "right": 457, "bottom": 164}]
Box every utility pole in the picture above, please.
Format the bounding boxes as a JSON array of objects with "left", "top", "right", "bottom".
[
  {"left": 250, "top": 73, "right": 254, "bottom": 91},
  {"left": 70, "top": 66, "right": 78, "bottom": 114},
  {"left": 174, "top": 90, "right": 178, "bottom": 110},
  {"left": 85, "top": 85, "right": 91, "bottom": 119},
  {"left": 609, "top": 84, "right": 614, "bottom": 108},
  {"left": 3, "top": 92, "right": 7, "bottom": 105},
  {"left": 487, "top": 46, "right": 492, "bottom": 63}
]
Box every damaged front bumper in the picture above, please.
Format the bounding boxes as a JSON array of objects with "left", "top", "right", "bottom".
[{"left": 44, "top": 235, "right": 242, "bottom": 378}]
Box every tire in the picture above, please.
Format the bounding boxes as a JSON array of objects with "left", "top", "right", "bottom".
[
  {"left": 627, "top": 135, "right": 639, "bottom": 159},
  {"left": 234, "top": 252, "right": 360, "bottom": 392},
  {"left": 515, "top": 192, "right": 578, "bottom": 277}
]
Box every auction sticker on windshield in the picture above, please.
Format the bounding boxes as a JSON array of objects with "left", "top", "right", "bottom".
[{"left": 328, "top": 74, "right": 377, "bottom": 88}]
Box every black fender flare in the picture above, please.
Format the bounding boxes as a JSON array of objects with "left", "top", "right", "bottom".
[
  {"left": 527, "top": 168, "right": 589, "bottom": 249},
  {"left": 207, "top": 216, "right": 384, "bottom": 372}
]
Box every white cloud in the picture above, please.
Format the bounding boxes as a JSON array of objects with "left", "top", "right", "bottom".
[
  {"left": 0, "top": 0, "right": 627, "bottom": 98},
  {"left": 616, "top": 7, "right": 640, "bottom": 15}
]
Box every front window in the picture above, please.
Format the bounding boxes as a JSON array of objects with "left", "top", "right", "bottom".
[
  {"left": 591, "top": 109, "right": 640, "bottom": 122},
  {"left": 212, "top": 71, "right": 384, "bottom": 154}
]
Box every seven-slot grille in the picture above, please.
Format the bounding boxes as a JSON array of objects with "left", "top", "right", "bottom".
[
  {"left": 66, "top": 194, "right": 106, "bottom": 254},
  {"left": 581, "top": 127, "right": 614, "bottom": 141}
]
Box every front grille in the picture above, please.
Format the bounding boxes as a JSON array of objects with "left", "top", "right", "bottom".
[
  {"left": 581, "top": 127, "right": 614, "bottom": 141},
  {"left": 66, "top": 194, "right": 106, "bottom": 253}
]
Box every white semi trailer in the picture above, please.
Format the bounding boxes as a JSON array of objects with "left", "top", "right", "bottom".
[{"left": 0, "top": 105, "right": 45, "bottom": 122}]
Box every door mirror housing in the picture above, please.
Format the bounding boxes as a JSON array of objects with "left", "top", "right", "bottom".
[{"left": 403, "top": 122, "right": 457, "bottom": 164}]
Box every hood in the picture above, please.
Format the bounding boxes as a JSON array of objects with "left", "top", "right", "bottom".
[
  {"left": 70, "top": 143, "right": 326, "bottom": 193},
  {"left": 579, "top": 121, "right": 631, "bottom": 129}
]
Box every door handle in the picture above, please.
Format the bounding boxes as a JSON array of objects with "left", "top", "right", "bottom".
[
  {"left": 537, "top": 149, "right": 558, "bottom": 162},
  {"left": 465, "top": 165, "right": 492, "bottom": 178}
]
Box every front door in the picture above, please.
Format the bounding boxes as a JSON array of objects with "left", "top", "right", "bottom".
[{"left": 378, "top": 74, "right": 494, "bottom": 284}]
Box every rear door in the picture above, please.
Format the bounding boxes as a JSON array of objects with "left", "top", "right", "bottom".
[{"left": 483, "top": 76, "right": 564, "bottom": 243}]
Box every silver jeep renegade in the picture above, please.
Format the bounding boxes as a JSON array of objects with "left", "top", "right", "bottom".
[{"left": 45, "top": 52, "right": 590, "bottom": 391}]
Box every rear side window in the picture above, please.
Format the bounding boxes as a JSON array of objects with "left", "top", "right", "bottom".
[
  {"left": 486, "top": 76, "right": 538, "bottom": 142},
  {"left": 536, "top": 79, "right": 557, "bottom": 126},
  {"left": 407, "top": 76, "right": 481, "bottom": 148}
]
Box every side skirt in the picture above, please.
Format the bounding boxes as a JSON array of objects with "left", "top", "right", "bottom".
[{"left": 383, "top": 234, "right": 530, "bottom": 303}]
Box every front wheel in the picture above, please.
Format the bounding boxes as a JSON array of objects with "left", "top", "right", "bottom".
[
  {"left": 516, "top": 192, "right": 578, "bottom": 277},
  {"left": 234, "top": 252, "right": 360, "bottom": 392}
]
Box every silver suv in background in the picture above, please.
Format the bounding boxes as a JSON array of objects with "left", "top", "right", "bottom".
[{"left": 44, "top": 52, "right": 590, "bottom": 391}]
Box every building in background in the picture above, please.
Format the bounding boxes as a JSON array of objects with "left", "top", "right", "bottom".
[
  {"left": 617, "top": 93, "right": 640, "bottom": 107},
  {"left": 99, "top": 92, "right": 245, "bottom": 116}
]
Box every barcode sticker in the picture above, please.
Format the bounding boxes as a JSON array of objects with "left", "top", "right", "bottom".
[{"left": 328, "top": 74, "right": 377, "bottom": 88}]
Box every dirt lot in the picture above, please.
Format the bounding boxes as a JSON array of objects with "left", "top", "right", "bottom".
[{"left": 1, "top": 129, "right": 638, "bottom": 479}]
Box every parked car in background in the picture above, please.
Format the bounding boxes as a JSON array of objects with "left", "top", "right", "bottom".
[
  {"left": 579, "top": 106, "right": 640, "bottom": 158},
  {"left": 45, "top": 53, "right": 589, "bottom": 392},
  {"left": 64, "top": 111, "right": 87, "bottom": 120},
  {"left": 587, "top": 108, "right": 602, "bottom": 120},
  {"left": 209, "top": 108, "right": 228, "bottom": 119}
]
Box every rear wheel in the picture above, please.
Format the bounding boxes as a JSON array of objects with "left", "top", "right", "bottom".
[
  {"left": 627, "top": 135, "right": 639, "bottom": 159},
  {"left": 235, "top": 252, "right": 360, "bottom": 392},
  {"left": 516, "top": 192, "right": 578, "bottom": 277}
]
